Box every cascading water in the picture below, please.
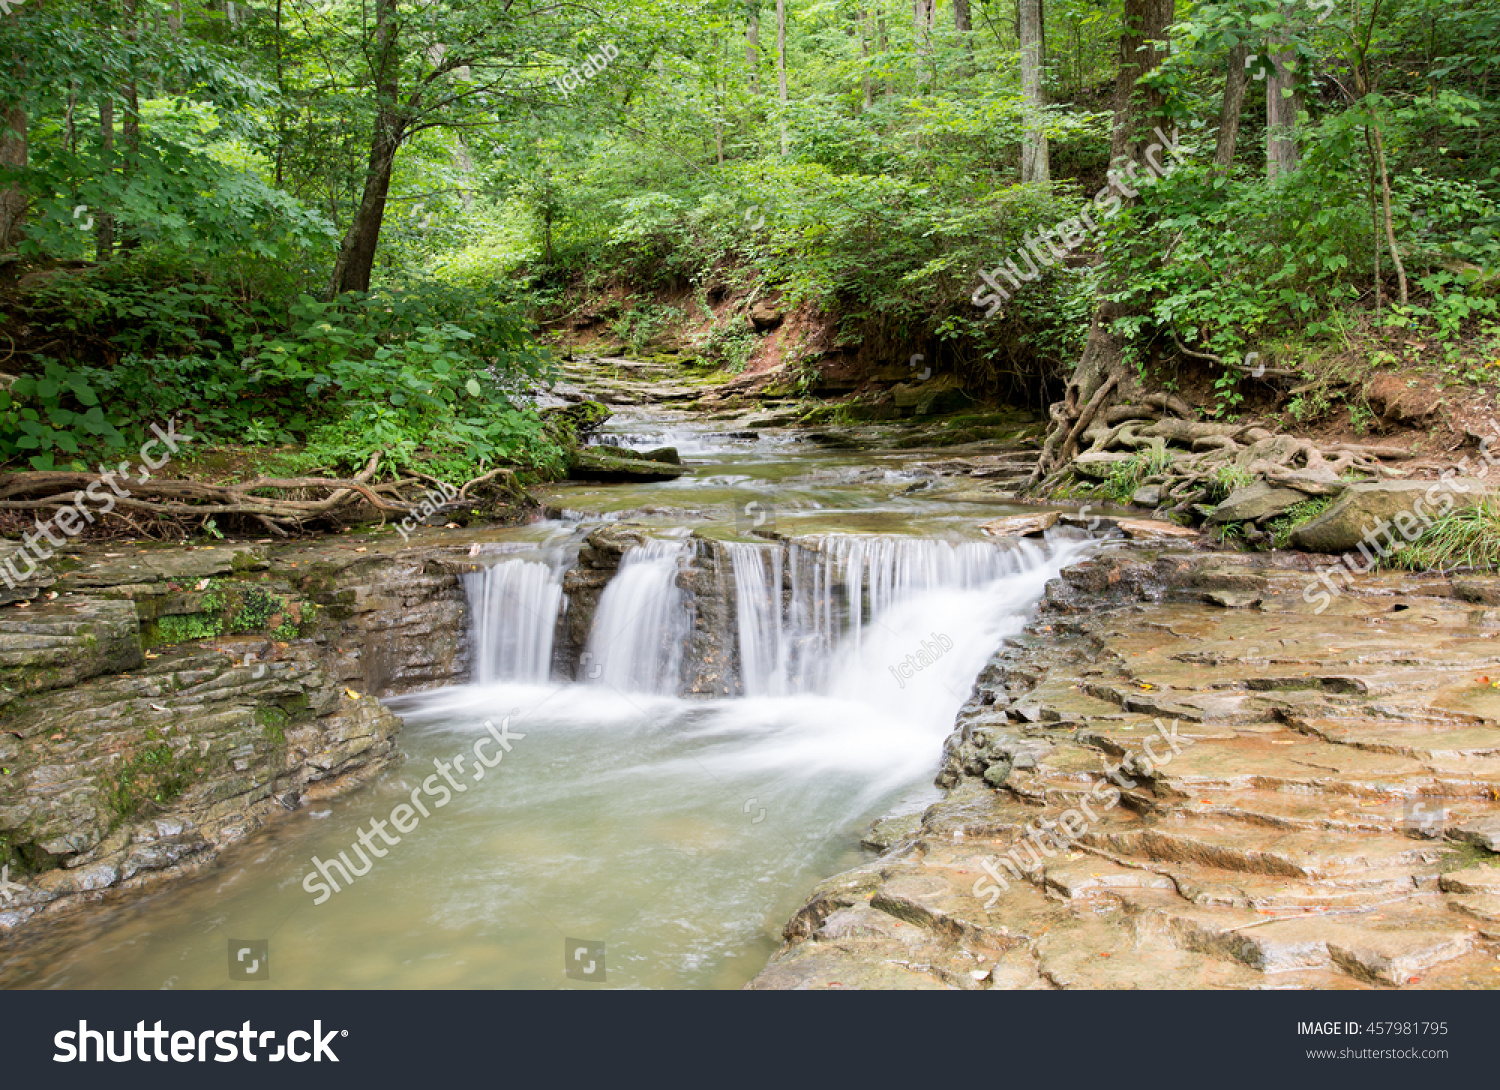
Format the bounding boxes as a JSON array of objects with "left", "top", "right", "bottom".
[
  {"left": 724, "top": 534, "right": 1050, "bottom": 698},
  {"left": 463, "top": 558, "right": 564, "bottom": 684},
  {"left": 16, "top": 410, "right": 1093, "bottom": 992},
  {"left": 583, "top": 538, "right": 690, "bottom": 694}
]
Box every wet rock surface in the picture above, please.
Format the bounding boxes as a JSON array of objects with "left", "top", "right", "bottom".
[
  {"left": 0, "top": 532, "right": 481, "bottom": 933},
  {"left": 753, "top": 549, "right": 1500, "bottom": 989}
]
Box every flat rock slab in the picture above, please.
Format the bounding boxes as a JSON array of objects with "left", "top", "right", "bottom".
[
  {"left": 757, "top": 551, "right": 1500, "bottom": 990},
  {"left": 0, "top": 597, "right": 142, "bottom": 707},
  {"left": 1208, "top": 482, "right": 1309, "bottom": 524},
  {"left": 1115, "top": 518, "right": 1200, "bottom": 541},
  {"left": 980, "top": 511, "right": 1058, "bottom": 537}
]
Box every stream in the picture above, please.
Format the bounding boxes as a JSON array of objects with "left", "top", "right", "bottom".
[{"left": 0, "top": 411, "right": 1083, "bottom": 990}]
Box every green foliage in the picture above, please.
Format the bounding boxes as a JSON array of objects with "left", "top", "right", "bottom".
[
  {"left": 4, "top": 268, "right": 564, "bottom": 481},
  {"left": 1097, "top": 446, "right": 1174, "bottom": 505},
  {"left": 0, "top": 359, "right": 126, "bottom": 470},
  {"left": 1266, "top": 496, "right": 1335, "bottom": 550}
]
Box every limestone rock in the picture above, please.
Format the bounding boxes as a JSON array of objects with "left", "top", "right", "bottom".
[
  {"left": 1290, "top": 479, "right": 1491, "bottom": 553},
  {"left": 980, "top": 511, "right": 1058, "bottom": 538},
  {"left": 1207, "top": 482, "right": 1307, "bottom": 524},
  {"left": 1132, "top": 484, "right": 1162, "bottom": 508},
  {"left": 0, "top": 597, "right": 142, "bottom": 708},
  {"left": 892, "top": 375, "right": 975, "bottom": 417},
  {"left": 748, "top": 300, "right": 784, "bottom": 332},
  {"left": 1115, "top": 518, "right": 1200, "bottom": 541},
  {"left": 570, "top": 447, "right": 689, "bottom": 482}
]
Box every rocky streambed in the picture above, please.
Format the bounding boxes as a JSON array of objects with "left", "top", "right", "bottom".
[
  {"left": 5, "top": 387, "right": 1500, "bottom": 991},
  {"left": 752, "top": 549, "right": 1500, "bottom": 989}
]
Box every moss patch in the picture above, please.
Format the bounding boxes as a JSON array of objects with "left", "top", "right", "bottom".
[{"left": 103, "top": 731, "right": 206, "bottom": 825}]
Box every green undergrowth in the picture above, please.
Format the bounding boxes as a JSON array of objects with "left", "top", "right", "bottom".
[
  {"left": 143, "top": 579, "right": 319, "bottom": 648},
  {"left": 1386, "top": 500, "right": 1500, "bottom": 572}
]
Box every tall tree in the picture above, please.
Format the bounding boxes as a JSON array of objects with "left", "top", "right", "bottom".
[
  {"left": 0, "top": 0, "right": 28, "bottom": 253},
  {"left": 747, "top": 1, "right": 760, "bottom": 95},
  {"left": 1266, "top": 24, "right": 1300, "bottom": 179},
  {"left": 327, "top": 0, "right": 402, "bottom": 296},
  {"left": 1213, "top": 43, "right": 1250, "bottom": 171},
  {"left": 952, "top": 0, "right": 973, "bottom": 72},
  {"left": 913, "top": 0, "right": 935, "bottom": 90},
  {"left": 1031, "top": 0, "right": 1176, "bottom": 483},
  {"left": 775, "top": 0, "right": 788, "bottom": 154},
  {"left": 1019, "top": 0, "right": 1048, "bottom": 183}
]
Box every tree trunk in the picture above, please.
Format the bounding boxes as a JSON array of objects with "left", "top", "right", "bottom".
[
  {"left": 747, "top": 4, "right": 760, "bottom": 95},
  {"left": 327, "top": 0, "right": 404, "bottom": 296},
  {"left": 1110, "top": 0, "right": 1172, "bottom": 165},
  {"left": 1266, "top": 19, "right": 1300, "bottom": 179},
  {"left": 1031, "top": 0, "right": 1175, "bottom": 485},
  {"left": 775, "top": 0, "right": 789, "bottom": 155},
  {"left": 953, "top": 0, "right": 973, "bottom": 73},
  {"left": 96, "top": 99, "right": 115, "bottom": 261},
  {"left": 1019, "top": 0, "right": 1048, "bottom": 183},
  {"left": 913, "top": 0, "right": 935, "bottom": 90},
  {"left": 858, "top": 6, "right": 873, "bottom": 110},
  {"left": 1213, "top": 43, "right": 1249, "bottom": 172},
  {"left": 0, "top": 102, "right": 26, "bottom": 252},
  {"left": 120, "top": 0, "right": 141, "bottom": 251}
]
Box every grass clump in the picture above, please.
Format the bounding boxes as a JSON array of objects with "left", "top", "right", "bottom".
[
  {"left": 1266, "top": 496, "right": 1336, "bottom": 550},
  {"left": 1386, "top": 500, "right": 1500, "bottom": 572}
]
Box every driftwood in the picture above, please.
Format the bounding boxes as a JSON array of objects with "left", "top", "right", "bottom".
[{"left": 0, "top": 454, "right": 518, "bottom": 535}]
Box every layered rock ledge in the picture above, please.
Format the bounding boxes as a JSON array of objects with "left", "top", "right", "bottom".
[
  {"left": 752, "top": 549, "right": 1500, "bottom": 989},
  {"left": 0, "top": 533, "right": 478, "bottom": 933}
]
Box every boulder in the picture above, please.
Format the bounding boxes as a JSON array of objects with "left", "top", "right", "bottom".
[
  {"left": 1207, "top": 482, "right": 1308, "bottom": 525},
  {"left": 1131, "top": 484, "right": 1162, "bottom": 508},
  {"left": 569, "top": 447, "right": 689, "bottom": 482},
  {"left": 1289, "top": 479, "right": 1491, "bottom": 553},
  {"left": 892, "top": 375, "right": 975, "bottom": 417},
  {"left": 748, "top": 300, "right": 784, "bottom": 332},
  {"left": 1072, "top": 452, "right": 1136, "bottom": 481},
  {"left": 980, "top": 511, "right": 1059, "bottom": 538}
]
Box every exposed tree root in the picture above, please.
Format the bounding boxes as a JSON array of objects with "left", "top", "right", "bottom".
[{"left": 0, "top": 454, "right": 525, "bottom": 537}]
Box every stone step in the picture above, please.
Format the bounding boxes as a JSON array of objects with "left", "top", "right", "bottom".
[{"left": 1082, "top": 817, "right": 1446, "bottom": 879}]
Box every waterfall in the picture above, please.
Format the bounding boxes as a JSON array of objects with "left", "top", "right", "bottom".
[
  {"left": 463, "top": 559, "right": 564, "bottom": 684},
  {"left": 724, "top": 535, "right": 1051, "bottom": 697},
  {"left": 584, "top": 539, "right": 690, "bottom": 695}
]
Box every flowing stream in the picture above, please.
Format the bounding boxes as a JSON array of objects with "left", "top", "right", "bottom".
[{"left": 0, "top": 411, "right": 1082, "bottom": 990}]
